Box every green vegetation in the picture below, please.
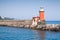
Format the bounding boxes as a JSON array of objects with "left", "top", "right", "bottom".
[
  {"left": 38, "top": 20, "right": 46, "bottom": 25},
  {"left": 0, "top": 16, "right": 2, "bottom": 20},
  {"left": 0, "top": 16, "right": 14, "bottom": 20}
]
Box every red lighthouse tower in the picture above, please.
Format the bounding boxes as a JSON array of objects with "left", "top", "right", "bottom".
[{"left": 39, "top": 7, "right": 44, "bottom": 21}]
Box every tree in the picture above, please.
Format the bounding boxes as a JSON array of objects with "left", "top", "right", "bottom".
[{"left": 0, "top": 16, "right": 2, "bottom": 20}]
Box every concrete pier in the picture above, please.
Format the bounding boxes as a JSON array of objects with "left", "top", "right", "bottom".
[{"left": 0, "top": 20, "right": 32, "bottom": 28}]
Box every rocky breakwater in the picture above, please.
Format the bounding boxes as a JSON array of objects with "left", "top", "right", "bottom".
[
  {"left": 0, "top": 20, "right": 60, "bottom": 31},
  {"left": 46, "top": 24, "right": 60, "bottom": 31},
  {"left": 31, "top": 24, "right": 60, "bottom": 31}
]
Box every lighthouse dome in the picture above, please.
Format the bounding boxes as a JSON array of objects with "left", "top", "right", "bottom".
[{"left": 40, "top": 7, "right": 44, "bottom": 11}]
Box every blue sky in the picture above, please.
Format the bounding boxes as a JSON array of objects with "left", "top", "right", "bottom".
[{"left": 0, "top": 0, "right": 60, "bottom": 21}]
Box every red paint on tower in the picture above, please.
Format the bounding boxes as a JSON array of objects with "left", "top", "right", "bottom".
[{"left": 39, "top": 7, "right": 44, "bottom": 21}]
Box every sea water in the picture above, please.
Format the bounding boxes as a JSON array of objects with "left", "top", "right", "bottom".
[
  {"left": 46, "top": 21, "right": 60, "bottom": 24},
  {"left": 0, "top": 26, "right": 60, "bottom": 40}
]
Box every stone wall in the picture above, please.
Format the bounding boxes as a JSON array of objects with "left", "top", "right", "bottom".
[{"left": 0, "top": 20, "right": 32, "bottom": 27}]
